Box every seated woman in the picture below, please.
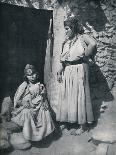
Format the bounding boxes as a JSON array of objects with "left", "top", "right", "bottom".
[{"left": 11, "top": 64, "right": 55, "bottom": 141}]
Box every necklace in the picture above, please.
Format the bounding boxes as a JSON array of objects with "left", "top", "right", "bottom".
[{"left": 69, "top": 35, "right": 80, "bottom": 49}]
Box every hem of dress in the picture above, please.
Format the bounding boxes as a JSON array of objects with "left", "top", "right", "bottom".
[{"left": 25, "top": 129, "right": 55, "bottom": 141}]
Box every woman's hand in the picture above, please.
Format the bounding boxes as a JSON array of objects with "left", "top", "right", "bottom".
[
  {"left": 30, "top": 104, "right": 35, "bottom": 108},
  {"left": 22, "top": 101, "right": 30, "bottom": 108},
  {"left": 57, "top": 71, "right": 62, "bottom": 83},
  {"left": 11, "top": 110, "right": 18, "bottom": 116},
  {"left": 60, "top": 52, "right": 70, "bottom": 63}
]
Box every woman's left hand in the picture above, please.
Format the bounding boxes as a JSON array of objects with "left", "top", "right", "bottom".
[
  {"left": 23, "top": 101, "right": 30, "bottom": 108},
  {"left": 11, "top": 110, "right": 18, "bottom": 116}
]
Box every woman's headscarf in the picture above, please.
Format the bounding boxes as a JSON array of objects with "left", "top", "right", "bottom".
[{"left": 24, "top": 64, "right": 37, "bottom": 76}]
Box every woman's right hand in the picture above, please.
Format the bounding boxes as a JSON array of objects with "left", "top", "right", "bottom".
[{"left": 57, "top": 72, "right": 62, "bottom": 83}]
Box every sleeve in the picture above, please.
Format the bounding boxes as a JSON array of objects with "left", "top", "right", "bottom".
[
  {"left": 14, "top": 82, "right": 27, "bottom": 108},
  {"left": 14, "top": 86, "right": 21, "bottom": 108}
]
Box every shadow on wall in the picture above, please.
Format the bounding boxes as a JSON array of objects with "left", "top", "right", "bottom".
[
  {"left": 89, "top": 62, "right": 114, "bottom": 124},
  {"left": 69, "top": 0, "right": 108, "bottom": 32}
]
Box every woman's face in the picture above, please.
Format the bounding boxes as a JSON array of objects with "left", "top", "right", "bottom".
[
  {"left": 26, "top": 69, "right": 38, "bottom": 83},
  {"left": 64, "top": 26, "right": 74, "bottom": 39}
]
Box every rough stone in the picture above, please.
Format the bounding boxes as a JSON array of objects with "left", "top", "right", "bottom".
[
  {"left": 107, "top": 143, "right": 116, "bottom": 155},
  {"left": 111, "top": 35, "right": 116, "bottom": 44},
  {"left": 0, "top": 96, "right": 13, "bottom": 122},
  {"left": 0, "top": 126, "right": 10, "bottom": 150},
  {"left": 10, "top": 132, "right": 31, "bottom": 150},
  {"left": 91, "top": 90, "right": 116, "bottom": 145},
  {"left": 95, "top": 143, "right": 109, "bottom": 155},
  {"left": 92, "top": 125, "right": 116, "bottom": 144},
  {"left": 101, "top": 4, "right": 107, "bottom": 10},
  {"left": 30, "top": 147, "right": 40, "bottom": 154},
  {"left": 0, "top": 139, "right": 10, "bottom": 150},
  {"left": 1, "top": 121, "right": 21, "bottom": 133}
]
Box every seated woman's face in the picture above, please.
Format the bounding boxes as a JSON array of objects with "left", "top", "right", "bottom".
[
  {"left": 64, "top": 26, "right": 74, "bottom": 39},
  {"left": 26, "top": 69, "right": 37, "bottom": 83}
]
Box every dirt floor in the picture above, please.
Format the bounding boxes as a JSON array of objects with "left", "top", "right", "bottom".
[{"left": 1, "top": 130, "right": 97, "bottom": 155}]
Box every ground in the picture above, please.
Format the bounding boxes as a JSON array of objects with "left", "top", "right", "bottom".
[
  {"left": 1, "top": 83, "right": 116, "bottom": 155},
  {"left": 1, "top": 130, "right": 97, "bottom": 155}
]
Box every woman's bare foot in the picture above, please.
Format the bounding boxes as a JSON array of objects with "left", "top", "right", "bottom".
[
  {"left": 75, "top": 127, "right": 85, "bottom": 135},
  {"left": 69, "top": 128, "right": 77, "bottom": 135},
  {"left": 60, "top": 124, "right": 66, "bottom": 131}
]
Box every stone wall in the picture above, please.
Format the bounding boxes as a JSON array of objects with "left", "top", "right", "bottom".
[{"left": 0, "top": 0, "right": 53, "bottom": 9}]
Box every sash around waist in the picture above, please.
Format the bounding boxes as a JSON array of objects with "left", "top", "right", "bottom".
[{"left": 64, "top": 58, "right": 87, "bottom": 66}]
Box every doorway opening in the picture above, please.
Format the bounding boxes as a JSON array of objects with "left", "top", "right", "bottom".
[{"left": 0, "top": 2, "right": 53, "bottom": 103}]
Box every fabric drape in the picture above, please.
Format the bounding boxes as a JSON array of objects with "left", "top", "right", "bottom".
[{"left": 44, "top": 18, "right": 53, "bottom": 102}]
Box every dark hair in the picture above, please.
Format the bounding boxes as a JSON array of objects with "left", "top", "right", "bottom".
[
  {"left": 64, "top": 17, "right": 84, "bottom": 34},
  {"left": 23, "top": 75, "right": 29, "bottom": 82}
]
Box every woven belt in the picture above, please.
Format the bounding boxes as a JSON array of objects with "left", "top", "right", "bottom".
[{"left": 65, "top": 59, "right": 86, "bottom": 66}]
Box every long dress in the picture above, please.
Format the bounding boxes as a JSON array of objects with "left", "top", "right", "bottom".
[
  {"left": 56, "top": 36, "right": 94, "bottom": 124},
  {"left": 11, "top": 82, "right": 55, "bottom": 141}
]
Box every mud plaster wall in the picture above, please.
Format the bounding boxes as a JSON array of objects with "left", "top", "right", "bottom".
[{"left": 0, "top": 0, "right": 116, "bottom": 117}]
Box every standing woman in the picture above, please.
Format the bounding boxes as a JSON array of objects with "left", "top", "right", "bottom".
[{"left": 57, "top": 17, "right": 96, "bottom": 135}]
